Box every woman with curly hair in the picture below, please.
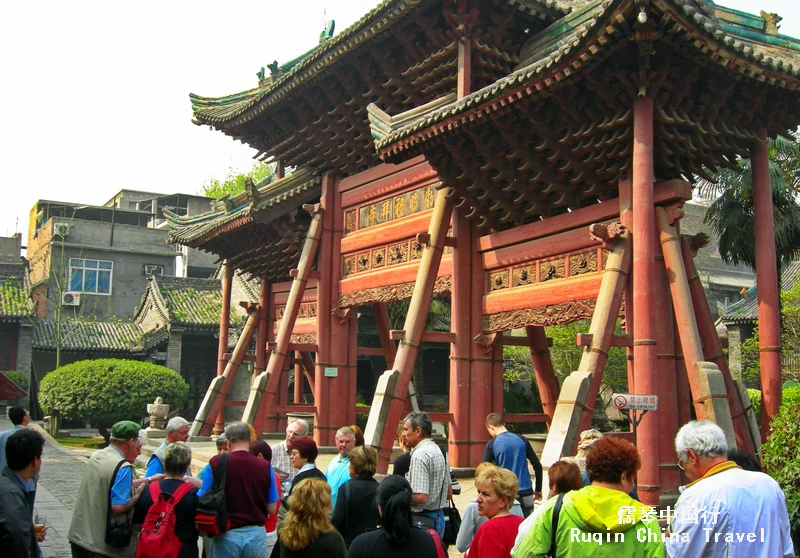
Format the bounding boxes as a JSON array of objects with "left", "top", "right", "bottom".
[
  {"left": 278, "top": 478, "right": 346, "bottom": 558},
  {"left": 466, "top": 464, "right": 524, "bottom": 558},
  {"left": 513, "top": 436, "right": 664, "bottom": 557}
]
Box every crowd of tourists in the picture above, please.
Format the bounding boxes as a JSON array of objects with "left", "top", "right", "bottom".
[{"left": 0, "top": 406, "right": 795, "bottom": 558}]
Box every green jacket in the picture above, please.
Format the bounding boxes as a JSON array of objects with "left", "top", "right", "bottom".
[{"left": 513, "top": 486, "right": 665, "bottom": 557}]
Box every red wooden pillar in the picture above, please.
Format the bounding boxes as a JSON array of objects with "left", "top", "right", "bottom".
[
  {"left": 469, "top": 219, "right": 492, "bottom": 465},
  {"left": 631, "top": 97, "right": 659, "bottom": 504},
  {"left": 214, "top": 262, "right": 233, "bottom": 436},
  {"left": 618, "top": 177, "right": 635, "bottom": 394},
  {"left": 655, "top": 253, "right": 680, "bottom": 498},
  {"left": 450, "top": 208, "right": 474, "bottom": 467},
  {"left": 751, "top": 131, "right": 782, "bottom": 437},
  {"left": 314, "top": 174, "right": 355, "bottom": 445},
  {"left": 492, "top": 342, "right": 504, "bottom": 417}
]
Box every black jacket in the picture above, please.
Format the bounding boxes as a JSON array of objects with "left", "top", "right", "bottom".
[
  {"left": 0, "top": 467, "right": 38, "bottom": 557},
  {"left": 331, "top": 474, "right": 380, "bottom": 547}
]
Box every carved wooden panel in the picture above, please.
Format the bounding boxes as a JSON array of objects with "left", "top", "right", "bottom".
[
  {"left": 540, "top": 258, "right": 566, "bottom": 282},
  {"left": 410, "top": 240, "right": 423, "bottom": 260},
  {"left": 372, "top": 247, "right": 387, "bottom": 269},
  {"left": 488, "top": 271, "right": 510, "bottom": 292},
  {"left": 388, "top": 242, "right": 409, "bottom": 266},
  {"left": 357, "top": 252, "right": 370, "bottom": 273},
  {"left": 344, "top": 211, "right": 357, "bottom": 234},
  {"left": 482, "top": 300, "right": 596, "bottom": 332},
  {"left": 338, "top": 276, "right": 452, "bottom": 308},
  {"left": 512, "top": 264, "right": 537, "bottom": 287},
  {"left": 569, "top": 250, "right": 598, "bottom": 276},
  {"left": 343, "top": 256, "right": 356, "bottom": 277},
  {"left": 297, "top": 303, "right": 317, "bottom": 319}
]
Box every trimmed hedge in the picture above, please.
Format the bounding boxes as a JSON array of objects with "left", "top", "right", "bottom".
[
  {"left": 39, "top": 359, "right": 188, "bottom": 426},
  {"left": 747, "top": 388, "right": 761, "bottom": 420},
  {"left": 762, "top": 399, "right": 800, "bottom": 550}
]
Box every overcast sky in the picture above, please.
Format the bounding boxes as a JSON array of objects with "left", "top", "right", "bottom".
[{"left": 1, "top": 0, "right": 798, "bottom": 239}]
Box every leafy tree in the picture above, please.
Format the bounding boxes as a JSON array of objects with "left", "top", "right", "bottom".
[
  {"left": 761, "top": 397, "right": 800, "bottom": 550},
  {"left": 200, "top": 161, "right": 276, "bottom": 199},
  {"left": 697, "top": 133, "right": 800, "bottom": 271},
  {"left": 1, "top": 371, "right": 28, "bottom": 390},
  {"left": 39, "top": 359, "right": 189, "bottom": 440}
]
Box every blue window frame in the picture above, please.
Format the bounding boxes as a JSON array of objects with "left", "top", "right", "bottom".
[{"left": 69, "top": 259, "right": 112, "bottom": 295}]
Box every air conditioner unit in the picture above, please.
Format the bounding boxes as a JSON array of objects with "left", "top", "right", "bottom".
[
  {"left": 61, "top": 292, "right": 81, "bottom": 306},
  {"left": 144, "top": 264, "right": 164, "bottom": 276},
  {"left": 53, "top": 223, "right": 69, "bottom": 237}
]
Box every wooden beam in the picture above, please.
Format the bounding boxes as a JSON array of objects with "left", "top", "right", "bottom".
[
  {"left": 358, "top": 347, "right": 386, "bottom": 357},
  {"left": 390, "top": 330, "right": 456, "bottom": 343},
  {"left": 289, "top": 269, "right": 321, "bottom": 280},
  {"left": 501, "top": 336, "right": 552, "bottom": 347},
  {"left": 576, "top": 333, "right": 632, "bottom": 348},
  {"left": 503, "top": 413, "right": 550, "bottom": 423}
]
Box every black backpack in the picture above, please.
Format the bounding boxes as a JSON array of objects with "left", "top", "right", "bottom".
[{"left": 195, "top": 453, "right": 229, "bottom": 536}]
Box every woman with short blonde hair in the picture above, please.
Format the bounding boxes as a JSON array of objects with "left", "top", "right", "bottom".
[
  {"left": 278, "top": 478, "right": 345, "bottom": 557},
  {"left": 466, "top": 465, "right": 524, "bottom": 558}
]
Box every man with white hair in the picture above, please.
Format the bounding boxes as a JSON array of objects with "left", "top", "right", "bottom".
[
  {"left": 666, "top": 420, "right": 794, "bottom": 558},
  {"left": 326, "top": 426, "right": 356, "bottom": 508},
  {"left": 271, "top": 418, "right": 308, "bottom": 482},
  {"left": 145, "top": 416, "right": 200, "bottom": 488}
]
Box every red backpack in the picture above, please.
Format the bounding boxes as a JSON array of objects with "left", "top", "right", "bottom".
[{"left": 136, "top": 482, "right": 194, "bottom": 558}]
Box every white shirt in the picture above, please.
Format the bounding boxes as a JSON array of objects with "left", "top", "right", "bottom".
[{"left": 666, "top": 467, "right": 794, "bottom": 558}]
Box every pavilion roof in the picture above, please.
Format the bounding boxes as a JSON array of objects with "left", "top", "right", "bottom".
[
  {"left": 720, "top": 260, "right": 800, "bottom": 324},
  {"left": 189, "top": 0, "right": 573, "bottom": 176},
  {"left": 165, "top": 168, "right": 321, "bottom": 280},
  {"left": 0, "top": 263, "right": 33, "bottom": 321},
  {"left": 366, "top": 0, "right": 800, "bottom": 229}
]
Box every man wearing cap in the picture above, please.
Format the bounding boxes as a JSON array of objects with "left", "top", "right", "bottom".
[{"left": 68, "top": 421, "right": 162, "bottom": 557}]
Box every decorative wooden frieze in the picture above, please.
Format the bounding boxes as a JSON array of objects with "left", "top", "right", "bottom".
[
  {"left": 289, "top": 333, "right": 317, "bottom": 345},
  {"left": 344, "top": 211, "right": 357, "bottom": 234},
  {"left": 297, "top": 303, "right": 317, "bottom": 319},
  {"left": 569, "top": 251, "right": 598, "bottom": 276},
  {"left": 372, "top": 247, "right": 387, "bottom": 268},
  {"left": 343, "top": 256, "right": 356, "bottom": 277},
  {"left": 540, "top": 258, "right": 566, "bottom": 282},
  {"left": 276, "top": 306, "right": 285, "bottom": 320},
  {"left": 387, "top": 242, "right": 409, "bottom": 266},
  {"left": 488, "top": 270, "right": 510, "bottom": 292},
  {"left": 356, "top": 183, "right": 440, "bottom": 232},
  {"left": 482, "top": 300, "right": 597, "bottom": 333},
  {"left": 512, "top": 264, "right": 537, "bottom": 287},
  {"left": 338, "top": 275, "right": 452, "bottom": 308},
  {"left": 357, "top": 252, "right": 371, "bottom": 273}
]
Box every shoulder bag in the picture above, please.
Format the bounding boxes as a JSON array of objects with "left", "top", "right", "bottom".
[
  {"left": 105, "top": 460, "right": 133, "bottom": 548},
  {"left": 547, "top": 493, "right": 565, "bottom": 558},
  {"left": 196, "top": 453, "right": 230, "bottom": 536}
]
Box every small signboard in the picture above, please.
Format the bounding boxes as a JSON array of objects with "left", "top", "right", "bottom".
[
  {"left": 612, "top": 393, "right": 658, "bottom": 411},
  {"left": 324, "top": 367, "right": 339, "bottom": 378}
]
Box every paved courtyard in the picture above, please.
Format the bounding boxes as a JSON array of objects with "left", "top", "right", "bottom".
[{"left": 2, "top": 420, "right": 500, "bottom": 557}]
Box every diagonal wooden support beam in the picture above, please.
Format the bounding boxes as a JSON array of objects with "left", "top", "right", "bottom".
[
  {"left": 364, "top": 187, "right": 455, "bottom": 473},
  {"left": 242, "top": 204, "right": 325, "bottom": 434},
  {"left": 190, "top": 302, "right": 260, "bottom": 437},
  {"left": 526, "top": 325, "right": 560, "bottom": 421},
  {"left": 540, "top": 224, "right": 631, "bottom": 476},
  {"left": 680, "top": 234, "right": 757, "bottom": 452},
  {"left": 656, "top": 207, "right": 735, "bottom": 448}
]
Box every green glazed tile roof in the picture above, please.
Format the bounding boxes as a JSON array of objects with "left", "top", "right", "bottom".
[
  {"left": 720, "top": 260, "right": 800, "bottom": 323},
  {"left": 32, "top": 319, "right": 145, "bottom": 352},
  {"left": 166, "top": 167, "right": 321, "bottom": 248},
  {"left": 0, "top": 263, "right": 34, "bottom": 320},
  {"left": 135, "top": 276, "right": 225, "bottom": 328},
  {"left": 373, "top": 0, "right": 800, "bottom": 153}
]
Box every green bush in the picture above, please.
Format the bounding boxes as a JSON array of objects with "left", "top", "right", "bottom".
[
  {"left": 747, "top": 388, "right": 761, "bottom": 420},
  {"left": 39, "top": 359, "right": 189, "bottom": 427},
  {"left": 2, "top": 370, "right": 28, "bottom": 390},
  {"left": 782, "top": 386, "right": 800, "bottom": 407},
  {"left": 762, "top": 399, "right": 800, "bottom": 550}
]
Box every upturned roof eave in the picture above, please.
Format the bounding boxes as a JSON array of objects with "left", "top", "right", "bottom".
[{"left": 373, "top": 0, "right": 800, "bottom": 156}]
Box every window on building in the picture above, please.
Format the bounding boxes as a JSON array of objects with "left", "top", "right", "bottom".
[{"left": 69, "top": 259, "right": 113, "bottom": 294}]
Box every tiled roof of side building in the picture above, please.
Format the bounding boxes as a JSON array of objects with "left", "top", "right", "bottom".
[
  {"left": 0, "top": 263, "right": 34, "bottom": 320},
  {"left": 134, "top": 275, "right": 226, "bottom": 328},
  {"left": 32, "top": 319, "right": 145, "bottom": 352},
  {"left": 373, "top": 0, "right": 800, "bottom": 153},
  {"left": 720, "top": 260, "right": 800, "bottom": 324}
]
